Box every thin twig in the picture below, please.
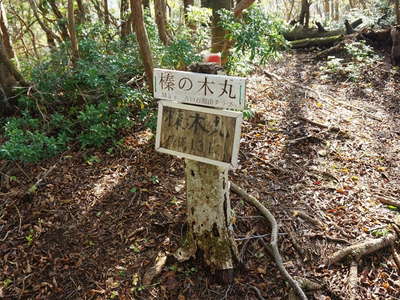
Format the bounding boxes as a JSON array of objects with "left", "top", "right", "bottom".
[{"left": 231, "top": 182, "right": 308, "bottom": 300}]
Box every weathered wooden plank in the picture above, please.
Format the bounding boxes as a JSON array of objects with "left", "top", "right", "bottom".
[
  {"left": 155, "top": 101, "right": 242, "bottom": 168},
  {"left": 153, "top": 68, "right": 246, "bottom": 110}
]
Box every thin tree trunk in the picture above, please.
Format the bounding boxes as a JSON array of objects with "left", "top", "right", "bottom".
[
  {"left": 299, "top": 0, "right": 311, "bottom": 28},
  {"left": 67, "top": 0, "right": 80, "bottom": 65},
  {"left": 104, "top": 0, "right": 110, "bottom": 27},
  {"left": 323, "top": 0, "right": 330, "bottom": 20},
  {"left": 131, "top": 0, "right": 154, "bottom": 92},
  {"left": 76, "top": 0, "right": 86, "bottom": 24},
  {"left": 28, "top": 0, "right": 62, "bottom": 44},
  {"left": 48, "top": 1, "right": 71, "bottom": 42},
  {"left": 0, "top": 3, "right": 16, "bottom": 61},
  {"left": 334, "top": 0, "right": 339, "bottom": 21},
  {"left": 286, "top": 0, "right": 295, "bottom": 21},
  {"left": 202, "top": 0, "right": 232, "bottom": 53},
  {"left": 155, "top": 0, "right": 170, "bottom": 45},
  {"left": 120, "top": 0, "right": 130, "bottom": 38},
  {"left": 395, "top": 0, "right": 400, "bottom": 24}
]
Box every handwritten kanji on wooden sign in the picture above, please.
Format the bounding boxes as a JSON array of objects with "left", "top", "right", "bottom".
[
  {"left": 153, "top": 68, "right": 246, "bottom": 110},
  {"left": 155, "top": 101, "right": 242, "bottom": 168}
]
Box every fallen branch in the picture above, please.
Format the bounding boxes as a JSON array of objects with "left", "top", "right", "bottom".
[
  {"left": 327, "top": 232, "right": 397, "bottom": 265},
  {"left": 231, "top": 182, "right": 308, "bottom": 300}
]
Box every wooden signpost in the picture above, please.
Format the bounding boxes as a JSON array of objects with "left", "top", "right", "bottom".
[
  {"left": 154, "top": 68, "right": 246, "bottom": 110},
  {"left": 155, "top": 101, "right": 242, "bottom": 169},
  {"left": 154, "top": 67, "right": 246, "bottom": 278}
]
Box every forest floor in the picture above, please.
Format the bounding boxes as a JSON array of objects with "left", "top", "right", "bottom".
[{"left": 1, "top": 50, "right": 400, "bottom": 300}]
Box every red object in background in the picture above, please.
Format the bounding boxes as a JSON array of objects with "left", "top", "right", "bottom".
[{"left": 204, "top": 53, "right": 221, "bottom": 65}]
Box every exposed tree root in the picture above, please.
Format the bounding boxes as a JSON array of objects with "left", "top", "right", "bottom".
[
  {"left": 231, "top": 182, "right": 308, "bottom": 300},
  {"left": 348, "top": 260, "right": 359, "bottom": 300},
  {"left": 327, "top": 232, "right": 397, "bottom": 265}
]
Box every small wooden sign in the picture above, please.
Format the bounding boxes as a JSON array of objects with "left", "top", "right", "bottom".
[
  {"left": 153, "top": 68, "right": 246, "bottom": 110},
  {"left": 155, "top": 101, "right": 242, "bottom": 168}
]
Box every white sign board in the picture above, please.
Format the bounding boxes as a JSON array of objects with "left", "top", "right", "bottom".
[
  {"left": 155, "top": 101, "right": 242, "bottom": 169},
  {"left": 153, "top": 68, "right": 246, "bottom": 110}
]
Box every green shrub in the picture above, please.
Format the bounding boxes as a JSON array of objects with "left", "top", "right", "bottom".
[{"left": 219, "top": 4, "right": 288, "bottom": 74}]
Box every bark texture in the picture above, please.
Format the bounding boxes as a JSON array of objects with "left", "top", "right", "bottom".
[
  {"left": 391, "top": 26, "right": 400, "bottom": 66},
  {"left": 68, "top": 0, "right": 80, "bottom": 65},
  {"left": 154, "top": 0, "right": 170, "bottom": 45},
  {"left": 132, "top": 0, "right": 154, "bottom": 92},
  {"left": 176, "top": 160, "right": 237, "bottom": 271}
]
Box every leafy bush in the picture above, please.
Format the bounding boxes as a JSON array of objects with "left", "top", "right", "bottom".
[
  {"left": 219, "top": 4, "right": 288, "bottom": 74},
  {"left": 0, "top": 23, "right": 154, "bottom": 163},
  {"left": 0, "top": 114, "right": 71, "bottom": 163}
]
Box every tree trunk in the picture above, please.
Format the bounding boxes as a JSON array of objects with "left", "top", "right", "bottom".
[
  {"left": 176, "top": 159, "right": 237, "bottom": 278},
  {"left": 0, "top": 3, "right": 16, "bottom": 62},
  {"left": 131, "top": 0, "right": 154, "bottom": 92},
  {"left": 202, "top": 0, "right": 232, "bottom": 53},
  {"left": 48, "top": 1, "right": 71, "bottom": 42},
  {"left": 104, "top": 0, "right": 110, "bottom": 27},
  {"left": 299, "top": 0, "right": 311, "bottom": 28},
  {"left": 76, "top": 0, "right": 86, "bottom": 24},
  {"left": 323, "top": 0, "right": 330, "bottom": 20},
  {"left": 120, "top": 0, "right": 130, "bottom": 38},
  {"left": 28, "top": 0, "right": 62, "bottom": 45},
  {"left": 67, "top": 0, "right": 79, "bottom": 65},
  {"left": 0, "top": 36, "right": 27, "bottom": 116},
  {"left": 391, "top": 26, "right": 400, "bottom": 66},
  {"left": 154, "top": 0, "right": 170, "bottom": 45},
  {"left": 334, "top": 0, "right": 340, "bottom": 21}
]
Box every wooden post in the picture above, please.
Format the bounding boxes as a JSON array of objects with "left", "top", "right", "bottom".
[{"left": 174, "top": 64, "right": 238, "bottom": 282}]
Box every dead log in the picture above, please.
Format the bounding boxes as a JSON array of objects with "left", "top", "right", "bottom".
[
  {"left": 284, "top": 18, "right": 362, "bottom": 41},
  {"left": 289, "top": 35, "right": 343, "bottom": 49}
]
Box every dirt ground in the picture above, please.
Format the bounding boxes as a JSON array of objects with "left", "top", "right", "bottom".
[{"left": 1, "top": 51, "right": 400, "bottom": 299}]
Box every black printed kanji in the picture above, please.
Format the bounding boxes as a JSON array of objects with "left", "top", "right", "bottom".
[
  {"left": 219, "top": 80, "right": 236, "bottom": 98},
  {"left": 159, "top": 72, "right": 175, "bottom": 91},
  {"left": 198, "top": 77, "right": 214, "bottom": 96},
  {"left": 178, "top": 77, "right": 193, "bottom": 91}
]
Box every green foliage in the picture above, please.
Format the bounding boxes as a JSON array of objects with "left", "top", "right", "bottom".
[
  {"left": 0, "top": 23, "right": 154, "bottom": 163},
  {"left": 320, "top": 41, "right": 380, "bottom": 81},
  {"left": 0, "top": 114, "right": 71, "bottom": 163},
  {"left": 161, "top": 39, "right": 202, "bottom": 70},
  {"left": 219, "top": 5, "right": 288, "bottom": 74}
]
